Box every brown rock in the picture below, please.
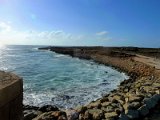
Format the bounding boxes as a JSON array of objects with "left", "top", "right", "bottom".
[
  {"left": 88, "top": 109, "right": 104, "bottom": 120},
  {"left": 100, "top": 97, "right": 109, "bottom": 103},
  {"left": 128, "top": 96, "right": 143, "bottom": 102},
  {"left": 66, "top": 109, "right": 79, "bottom": 120},
  {"left": 153, "top": 83, "right": 160, "bottom": 88},
  {"left": 105, "top": 112, "right": 118, "bottom": 119},
  {"left": 76, "top": 106, "right": 87, "bottom": 113},
  {"left": 101, "top": 102, "right": 111, "bottom": 107},
  {"left": 58, "top": 115, "right": 67, "bottom": 120},
  {"left": 52, "top": 111, "right": 66, "bottom": 118},
  {"left": 84, "top": 111, "right": 92, "bottom": 120},
  {"left": 87, "top": 101, "right": 101, "bottom": 109},
  {"left": 33, "top": 112, "right": 56, "bottom": 120},
  {"left": 102, "top": 105, "right": 114, "bottom": 112}
]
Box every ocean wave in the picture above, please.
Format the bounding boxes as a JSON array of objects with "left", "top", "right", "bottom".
[{"left": 1, "top": 45, "right": 129, "bottom": 109}]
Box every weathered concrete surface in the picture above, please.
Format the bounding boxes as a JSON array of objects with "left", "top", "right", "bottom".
[{"left": 0, "top": 71, "right": 23, "bottom": 120}]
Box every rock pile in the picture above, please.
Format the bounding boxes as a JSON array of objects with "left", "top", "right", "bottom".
[{"left": 27, "top": 47, "right": 160, "bottom": 120}]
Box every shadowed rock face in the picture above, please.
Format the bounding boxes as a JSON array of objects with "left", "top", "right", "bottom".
[{"left": 0, "top": 71, "right": 23, "bottom": 120}]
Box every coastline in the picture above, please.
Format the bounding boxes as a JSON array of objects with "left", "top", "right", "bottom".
[{"left": 33, "top": 46, "right": 160, "bottom": 120}]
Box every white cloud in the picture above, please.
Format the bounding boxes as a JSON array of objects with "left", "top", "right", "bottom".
[
  {"left": 0, "top": 22, "right": 83, "bottom": 45},
  {"left": 95, "top": 31, "right": 112, "bottom": 41},
  {"left": 0, "top": 22, "right": 11, "bottom": 32},
  {"left": 0, "top": 22, "right": 114, "bottom": 45},
  {"left": 96, "top": 31, "right": 108, "bottom": 36}
]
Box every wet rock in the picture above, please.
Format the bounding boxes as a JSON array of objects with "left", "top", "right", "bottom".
[
  {"left": 33, "top": 111, "right": 56, "bottom": 120},
  {"left": 52, "top": 111, "right": 67, "bottom": 119},
  {"left": 87, "top": 101, "right": 101, "bottom": 109},
  {"left": 125, "top": 109, "right": 139, "bottom": 119},
  {"left": 58, "top": 115, "right": 67, "bottom": 120},
  {"left": 38, "top": 105, "right": 59, "bottom": 112},
  {"left": 75, "top": 106, "right": 87, "bottom": 113},
  {"left": 131, "top": 102, "right": 141, "bottom": 109},
  {"left": 100, "top": 97, "right": 109, "bottom": 102},
  {"left": 33, "top": 111, "right": 67, "bottom": 120},
  {"left": 151, "top": 94, "right": 160, "bottom": 102},
  {"left": 62, "top": 95, "right": 74, "bottom": 100},
  {"left": 66, "top": 109, "right": 79, "bottom": 120},
  {"left": 24, "top": 110, "right": 40, "bottom": 120},
  {"left": 23, "top": 105, "right": 39, "bottom": 110},
  {"left": 78, "top": 114, "right": 83, "bottom": 120},
  {"left": 143, "top": 98, "right": 157, "bottom": 109},
  {"left": 138, "top": 104, "right": 149, "bottom": 116},
  {"left": 118, "top": 113, "right": 129, "bottom": 120}
]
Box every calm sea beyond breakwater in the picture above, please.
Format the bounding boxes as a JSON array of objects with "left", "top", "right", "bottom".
[{"left": 0, "top": 45, "right": 128, "bottom": 109}]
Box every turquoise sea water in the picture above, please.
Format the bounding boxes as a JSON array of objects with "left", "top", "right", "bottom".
[{"left": 0, "top": 45, "right": 128, "bottom": 109}]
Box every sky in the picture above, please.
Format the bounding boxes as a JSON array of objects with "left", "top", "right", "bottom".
[{"left": 0, "top": 0, "right": 160, "bottom": 47}]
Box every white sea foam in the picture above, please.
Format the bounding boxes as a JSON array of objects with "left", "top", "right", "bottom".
[{"left": 0, "top": 45, "right": 129, "bottom": 109}]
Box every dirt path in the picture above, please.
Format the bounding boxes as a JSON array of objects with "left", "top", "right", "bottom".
[
  {"left": 134, "top": 54, "right": 160, "bottom": 70},
  {"left": 134, "top": 54, "right": 160, "bottom": 120}
]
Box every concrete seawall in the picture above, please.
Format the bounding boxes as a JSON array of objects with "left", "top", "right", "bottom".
[{"left": 0, "top": 71, "right": 23, "bottom": 120}]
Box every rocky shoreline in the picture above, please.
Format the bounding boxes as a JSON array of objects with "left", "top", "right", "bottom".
[{"left": 24, "top": 46, "right": 160, "bottom": 120}]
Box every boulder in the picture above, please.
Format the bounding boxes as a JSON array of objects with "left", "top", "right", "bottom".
[
  {"left": 138, "top": 104, "right": 149, "bottom": 116},
  {"left": 101, "top": 105, "right": 114, "bottom": 112},
  {"left": 100, "top": 97, "right": 109, "bottom": 103},
  {"left": 58, "top": 115, "right": 67, "bottom": 120},
  {"left": 33, "top": 111, "right": 67, "bottom": 120},
  {"left": 52, "top": 111, "right": 67, "bottom": 118},
  {"left": 105, "top": 112, "right": 118, "bottom": 119},
  {"left": 66, "top": 109, "right": 79, "bottom": 120},
  {"left": 125, "top": 109, "right": 139, "bottom": 119},
  {"left": 151, "top": 94, "right": 160, "bottom": 103},
  {"left": 101, "top": 102, "right": 111, "bottom": 107},
  {"left": 130, "top": 102, "right": 141, "bottom": 109},
  {"left": 128, "top": 96, "right": 143, "bottom": 103},
  {"left": 24, "top": 110, "right": 40, "bottom": 120},
  {"left": 38, "top": 105, "right": 59, "bottom": 112},
  {"left": 88, "top": 109, "right": 104, "bottom": 120},
  {"left": 153, "top": 83, "right": 160, "bottom": 88},
  {"left": 33, "top": 111, "right": 56, "bottom": 120},
  {"left": 143, "top": 97, "right": 157, "bottom": 109},
  {"left": 75, "top": 106, "right": 87, "bottom": 113},
  {"left": 118, "top": 113, "right": 129, "bottom": 120},
  {"left": 87, "top": 101, "right": 101, "bottom": 109},
  {"left": 84, "top": 111, "right": 92, "bottom": 120}
]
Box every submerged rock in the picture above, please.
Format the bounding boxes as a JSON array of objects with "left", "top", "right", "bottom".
[{"left": 38, "top": 105, "right": 59, "bottom": 112}]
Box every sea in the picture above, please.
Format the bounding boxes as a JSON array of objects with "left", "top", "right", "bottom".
[{"left": 0, "top": 45, "right": 128, "bottom": 109}]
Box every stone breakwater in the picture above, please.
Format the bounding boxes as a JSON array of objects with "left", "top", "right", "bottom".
[{"left": 27, "top": 47, "right": 160, "bottom": 120}]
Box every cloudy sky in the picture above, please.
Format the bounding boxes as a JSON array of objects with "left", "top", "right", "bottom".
[{"left": 0, "top": 0, "right": 160, "bottom": 47}]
